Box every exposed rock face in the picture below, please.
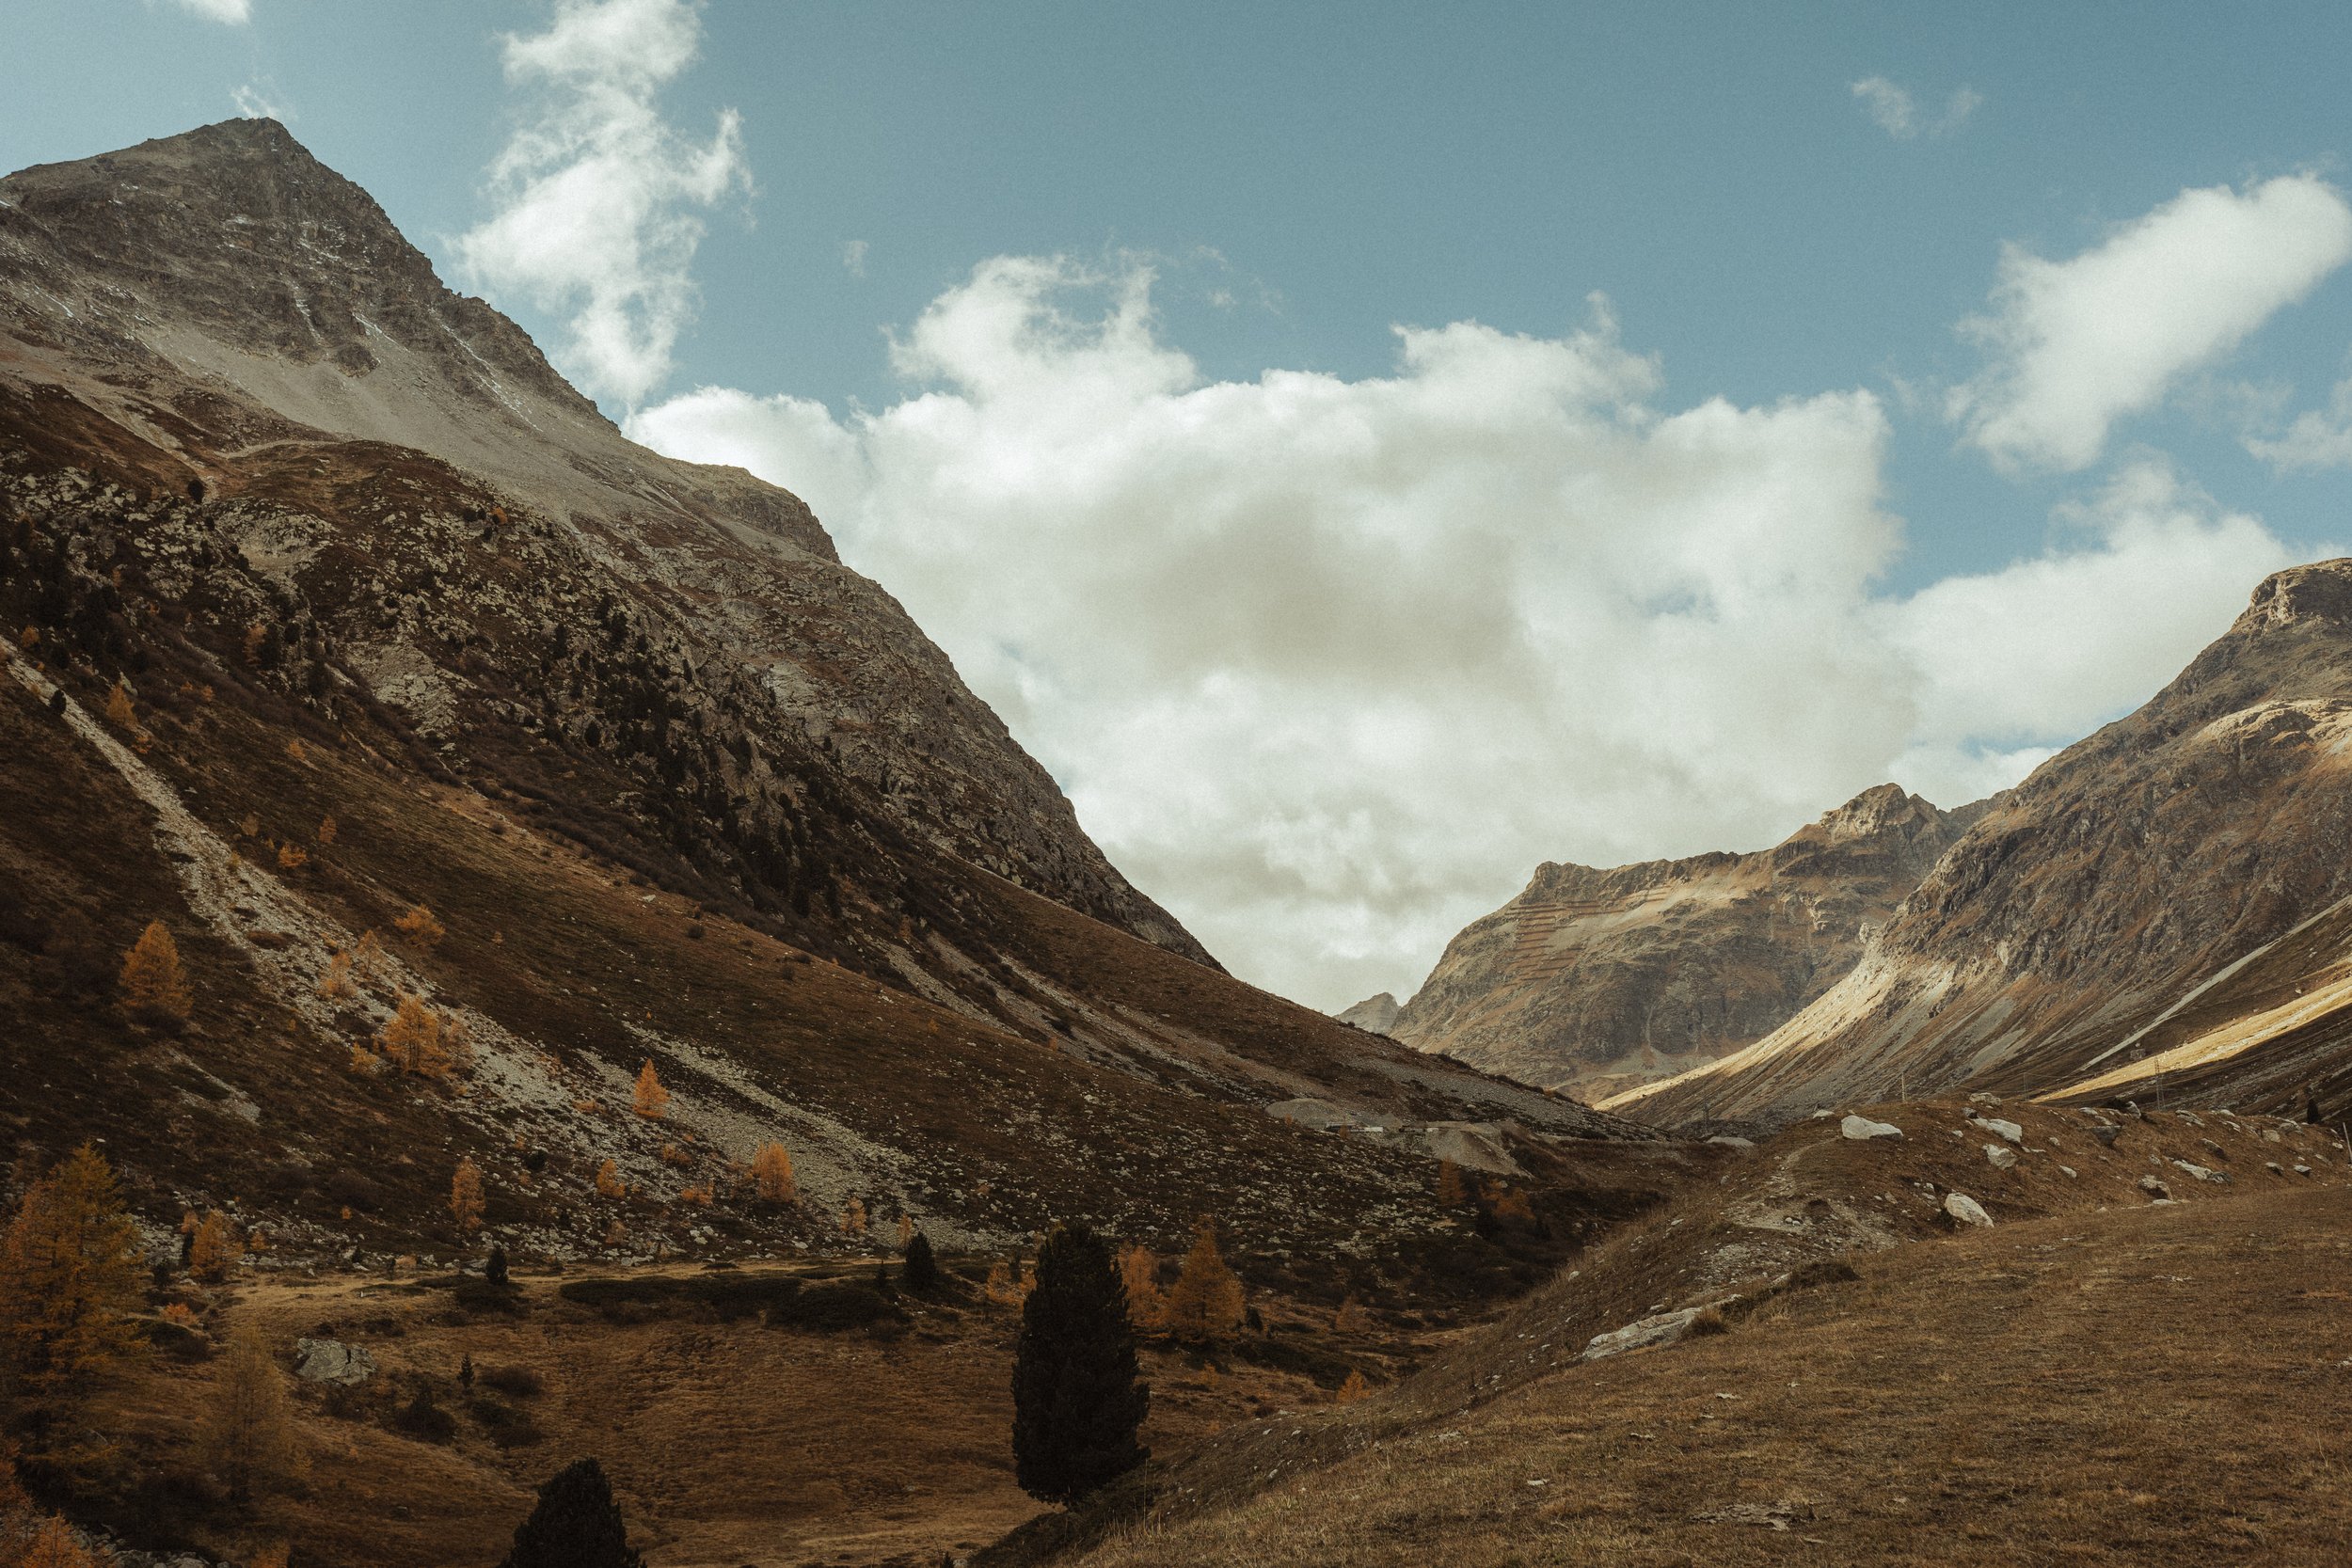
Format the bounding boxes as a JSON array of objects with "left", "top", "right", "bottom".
[
  {"left": 1613, "top": 561, "right": 2352, "bottom": 1125},
  {"left": 1335, "top": 992, "right": 1401, "bottom": 1035},
  {"left": 0, "top": 118, "right": 1204, "bottom": 963},
  {"left": 1394, "top": 784, "right": 1977, "bottom": 1096}
]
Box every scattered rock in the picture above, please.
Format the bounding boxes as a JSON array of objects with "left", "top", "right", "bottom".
[
  {"left": 1943, "top": 1193, "right": 1993, "bottom": 1227},
  {"left": 2092, "top": 1124, "right": 2123, "bottom": 1148},
  {"left": 1978, "top": 1117, "right": 2025, "bottom": 1145},
  {"left": 1705, "top": 1134, "right": 1756, "bottom": 1150},
  {"left": 1582, "top": 1308, "right": 1706, "bottom": 1361},
  {"left": 2058, "top": 1165, "right": 2077, "bottom": 1179},
  {"left": 1840, "top": 1115, "right": 1903, "bottom": 1142},
  {"left": 2138, "top": 1176, "right": 2173, "bottom": 1200},
  {"left": 1968, "top": 1092, "right": 2002, "bottom": 1106},
  {"left": 1420, "top": 1121, "right": 1521, "bottom": 1175},
  {"left": 1984, "top": 1144, "right": 2017, "bottom": 1170},
  {"left": 2267, "top": 1162, "right": 2286, "bottom": 1176},
  {"left": 294, "top": 1337, "right": 376, "bottom": 1386},
  {"left": 2169, "top": 1160, "right": 2227, "bottom": 1184},
  {"left": 1691, "top": 1499, "right": 1813, "bottom": 1530}
]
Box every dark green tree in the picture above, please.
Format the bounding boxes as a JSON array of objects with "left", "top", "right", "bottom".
[
  {"left": 500, "top": 1457, "right": 643, "bottom": 1568},
  {"left": 1011, "top": 1222, "right": 1150, "bottom": 1505},
  {"left": 902, "top": 1231, "right": 942, "bottom": 1293}
]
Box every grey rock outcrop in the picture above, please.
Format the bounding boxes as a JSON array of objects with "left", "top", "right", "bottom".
[
  {"left": 1581, "top": 1307, "right": 1707, "bottom": 1361},
  {"left": 1335, "top": 992, "right": 1402, "bottom": 1035},
  {"left": 294, "top": 1337, "right": 376, "bottom": 1386}
]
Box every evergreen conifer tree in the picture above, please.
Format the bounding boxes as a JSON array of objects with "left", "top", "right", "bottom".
[
  {"left": 902, "top": 1231, "right": 941, "bottom": 1293},
  {"left": 1010, "top": 1222, "right": 1149, "bottom": 1506},
  {"left": 501, "top": 1457, "right": 644, "bottom": 1568}
]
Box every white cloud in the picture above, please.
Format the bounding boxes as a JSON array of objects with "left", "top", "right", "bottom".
[
  {"left": 1851, "top": 77, "right": 1980, "bottom": 140},
  {"left": 166, "top": 0, "right": 250, "bottom": 23},
  {"left": 1851, "top": 77, "right": 1918, "bottom": 138},
  {"left": 458, "top": 0, "right": 751, "bottom": 409},
  {"left": 231, "top": 82, "right": 287, "bottom": 120},
  {"left": 1950, "top": 175, "right": 2352, "bottom": 472},
  {"left": 1882, "top": 456, "right": 2301, "bottom": 800},
  {"left": 841, "top": 239, "right": 868, "bottom": 277},
  {"left": 629, "top": 260, "right": 2312, "bottom": 1008},
  {"left": 2248, "top": 373, "right": 2352, "bottom": 469}
]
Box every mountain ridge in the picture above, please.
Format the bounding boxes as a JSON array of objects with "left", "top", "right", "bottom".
[
  {"left": 1612, "top": 556, "right": 2352, "bottom": 1125},
  {"left": 1393, "top": 783, "right": 1981, "bottom": 1097}
]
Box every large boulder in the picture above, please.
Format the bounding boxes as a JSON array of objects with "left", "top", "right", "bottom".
[
  {"left": 1943, "top": 1193, "right": 1993, "bottom": 1227},
  {"left": 1983, "top": 1144, "right": 2018, "bottom": 1170},
  {"left": 1840, "top": 1115, "right": 1903, "bottom": 1142},
  {"left": 294, "top": 1337, "right": 376, "bottom": 1386}
]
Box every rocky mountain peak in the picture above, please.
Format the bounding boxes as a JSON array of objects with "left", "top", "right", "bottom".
[
  {"left": 1811, "top": 782, "right": 1935, "bottom": 844},
  {"left": 2233, "top": 557, "right": 2352, "bottom": 637},
  {"left": 1, "top": 120, "right": 1208, "bottom": 964}
]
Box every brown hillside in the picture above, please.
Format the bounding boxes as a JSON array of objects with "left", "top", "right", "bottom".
[
  {"left": 1614, "top": 559, "right": 2352, "bottom": 1127},
  {"left": 1010, "top": 1103, "right": 2352, "bottom": 1568}
]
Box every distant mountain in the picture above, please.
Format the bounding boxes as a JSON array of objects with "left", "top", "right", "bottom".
[
  {"left": 1612, "top": 560, "right": 2352, "bottom": 1126},
  {"left": 0, "top": 121, "right": 1663, "bottom": 1283},
  {"left": 1335, "top": 991, "right": 1401, "bottom": 1034},
  {"left": 1394, "top": 784, "right": 1979, "bottom": 1098}
]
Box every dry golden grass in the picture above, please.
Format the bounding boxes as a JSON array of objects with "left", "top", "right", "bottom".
[
  {"left": 85, "top": 1260, "right": 1376, "bottom": 1568},
  {"left": 1056, "top": 1182, "right": 2352, "bottom": 1568}
]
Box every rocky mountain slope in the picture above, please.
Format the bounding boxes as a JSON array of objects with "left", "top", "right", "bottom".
[
  {"left": 1613, "top": 560, "right": 2352, "bottom": 1127},
  {"left": 1394, "top": 785, "right": 1977, "bottom": 1097},
  {"left": 0, "top": 120, "right": 1676, "bottom": 1293}
]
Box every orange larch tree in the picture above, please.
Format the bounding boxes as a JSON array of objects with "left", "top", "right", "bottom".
[
  {"left": 393, "top": 903, "right": 445, "bottom": 947},
  {"left": 750, "top": 1141, "right": 796, "bottom": 1203},
  {"left": 188, "top": 1212, "right": 241, "bottom": 1283},
  {"left": 119, "top": 921, "right": 192, "bottom": 1025},
  {"left": 1162, "top": 1219, "right": 1246, "bottom": 1341},
  {"left": 631, "top": 1060, "right": 669, "bottom": 1120},
  {"left": 451, "top": 1157, "right": 485, "bottom": 1232},
  {"left": 0, "top": 1145, "right": 147, "bottom": 1399},
  {"left": 1116, "top": 1243, "right": 1164, "bottom": 1331}
]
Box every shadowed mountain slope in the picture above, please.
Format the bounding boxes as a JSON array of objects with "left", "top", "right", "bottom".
[{"left": 0, "top": 120, "right": 1671, "bottom": 1290}]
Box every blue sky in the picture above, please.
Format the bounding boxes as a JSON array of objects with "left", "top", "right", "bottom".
[{"left": 11, "top": 2, "right": 2352, "bottom": 1006}]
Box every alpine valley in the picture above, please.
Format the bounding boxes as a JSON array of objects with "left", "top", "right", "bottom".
[{"left": 6, "top": 118, "right": 2352, "bottom": 1568}]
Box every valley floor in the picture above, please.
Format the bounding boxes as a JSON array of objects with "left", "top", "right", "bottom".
[{"left": 1057, "top": 1180, "right": 2352, "bottom": 1568}]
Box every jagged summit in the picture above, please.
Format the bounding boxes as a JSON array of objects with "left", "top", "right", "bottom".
[
  {"left": 2, "top": 117, "right": 577, "bottom": 411},
  {"left": 2237, "top": 557, "right": 2352, "bottom": 635}
]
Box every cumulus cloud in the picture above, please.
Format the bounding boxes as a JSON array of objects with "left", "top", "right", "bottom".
[
  {"left": 1950, "top": 175, "right": 2352, "bottom": 472},
  {"left": 1851, "top": 77, "right": 1979, "bottom": 140},
  {"left": 166, "top": 0, "right": 250, "bottom": 22},
  {"left": 629, "top": 260, "right": 2311, "bottom": 1007},
  {"left": 1882, "top": 457, "right": 2301, "bottom": 798},
  {"left": 458, "top": 0, "right": 751, "bottom": 408}
]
